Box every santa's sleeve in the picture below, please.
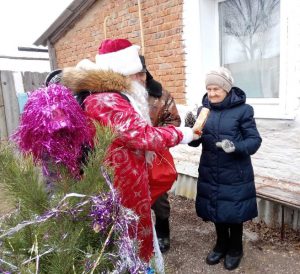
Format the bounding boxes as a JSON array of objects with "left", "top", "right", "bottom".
[{"left": 85, "top": 93, "right": 193, "bottom": 151}]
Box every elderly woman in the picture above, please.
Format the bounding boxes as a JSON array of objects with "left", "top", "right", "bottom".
[{"left": 188, "top": 67, "right": 262, "bottom": 270}]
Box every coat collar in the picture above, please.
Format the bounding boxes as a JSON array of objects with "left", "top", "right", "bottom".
[{"left": 61, "top": 68, "right": 131, "bottom": 95}]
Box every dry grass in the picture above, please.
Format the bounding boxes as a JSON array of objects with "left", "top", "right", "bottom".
[{"left": 0, "top": 186, "right": 14, "bottom": 216}]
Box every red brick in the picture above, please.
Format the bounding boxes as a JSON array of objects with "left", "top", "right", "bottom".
[{"left": 55, "top": 0, "right": 185, "bottom": 103}]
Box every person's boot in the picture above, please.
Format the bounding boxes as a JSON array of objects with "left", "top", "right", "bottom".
[
  {"left": 224, "top": 223, "right": 243, "bottom": 270},
  {"left": 206, "top": 223, "right": 230, "bottom": 265},
  {"left": 224, "top": 250, "right": 243, "bottom": 270},
  {"left": 157, "top": 237, "right": 170, "bottom": 253},
  {"left": 206, "top": 248, "right": 226, "bottom": 265},
  {"left": 155, "top": 217, "right": 170, "bottom": 253}
]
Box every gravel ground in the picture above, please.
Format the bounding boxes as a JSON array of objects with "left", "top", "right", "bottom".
[{"left": 163, "top": 194, "right": 300, "bottom": 274}]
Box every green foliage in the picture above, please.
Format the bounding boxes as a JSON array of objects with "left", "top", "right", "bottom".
[
  {"left": 0, "top": 126, "right": 127, "bottom": 273},
  {"left": 0, "top": 142, "right": 49, "bottom": 215},
  {"left": 73, "top": 124, "right": 115, "bottom": 196}
]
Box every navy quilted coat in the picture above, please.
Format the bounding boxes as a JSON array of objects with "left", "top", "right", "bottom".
[{"left": 190, "top": 87, "right": 262, "bottom": 223}]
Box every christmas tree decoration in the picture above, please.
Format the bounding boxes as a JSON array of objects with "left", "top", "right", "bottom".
[
  {"left": 0, "top": 130, "right": 148, "bottom": 273},
  {"left": 12, "top": 83, "right": 93, "bottom": 178},
  {"left": 0, "top": 80, "right": 150, "bottom": 273}
]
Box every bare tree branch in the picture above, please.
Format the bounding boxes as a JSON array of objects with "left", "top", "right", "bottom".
[{"left": 220, "top": 0, "right": 280, "bottom": 60}]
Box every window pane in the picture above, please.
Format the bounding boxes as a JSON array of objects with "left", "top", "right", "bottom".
[{"left": 219, "top": 0, "right": 280, "bottom": 98}]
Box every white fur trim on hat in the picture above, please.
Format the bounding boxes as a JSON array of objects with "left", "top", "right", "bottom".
[
  {"left": 76, "top": 59, "right": 98, "bottom": 70},
  {"left": 95, "top": 45, "right": 143, "bottom": 76}
]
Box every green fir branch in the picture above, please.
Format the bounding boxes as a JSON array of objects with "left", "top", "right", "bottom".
[
  {"left": 72, "top": 124, "right": 115, "bottom": 196},
  {"left": 0, "top": 125, "right": 128, "bottom": 274},
  {"left": 0, "top": 142, "right": 49, "bottom": 215}
]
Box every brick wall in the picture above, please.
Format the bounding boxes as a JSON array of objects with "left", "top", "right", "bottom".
[{"left": 54, "top": 0, "right": 186, "bottom": 104}]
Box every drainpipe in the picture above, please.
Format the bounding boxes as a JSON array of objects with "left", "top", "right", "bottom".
[{"left": 47, "top": 40, "right": 58, "bottom": 70}]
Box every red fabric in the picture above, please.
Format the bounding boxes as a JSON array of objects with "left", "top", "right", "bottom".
[
  {"left": 148, "top": 149, "right": 177, "bottom": 205},
  {"left": 84, "top": 92, "right": 183, "bottom": 262},
  {"left": 98, "top": 39, "right": 132, "bottom": 54}
]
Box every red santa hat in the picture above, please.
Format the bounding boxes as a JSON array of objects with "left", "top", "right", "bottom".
[{"left": 94, "top": 38, "right": 143, "bottom": 76}]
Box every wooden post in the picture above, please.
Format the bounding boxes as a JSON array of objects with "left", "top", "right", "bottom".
[
  {"left": 47, "top": 40, "right": 58, "bottom": 70},
  {"left": 0, "top": 71, "right": 8, "bottom": 140},
  {"left": 1, "top": 71, "right": 20, "bottom": 138}
]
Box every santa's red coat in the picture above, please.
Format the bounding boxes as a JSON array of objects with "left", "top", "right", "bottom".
[{"left": 84, "top": 92, "right": 183, "bottom": 261}]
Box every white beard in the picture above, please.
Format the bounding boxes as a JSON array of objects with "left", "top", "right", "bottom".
[
  {"left": 123, "top": 80, "right": 155, "bottom": 164},
  {"left": 123, "top": 80, "right": 152, "bottom": 125}
]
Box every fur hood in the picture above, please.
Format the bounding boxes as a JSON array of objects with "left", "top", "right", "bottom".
[{"left": 61, "top": 68, "right": 131, "bottom": 95}]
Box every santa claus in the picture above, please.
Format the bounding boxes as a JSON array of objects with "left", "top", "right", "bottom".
[{"left": 60, "top": 38, "right": 199, "bottom": 263}]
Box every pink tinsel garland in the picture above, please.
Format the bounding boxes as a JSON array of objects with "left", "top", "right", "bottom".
[{"left": 12, "top": 84, "right": 93, "bottom": 177}]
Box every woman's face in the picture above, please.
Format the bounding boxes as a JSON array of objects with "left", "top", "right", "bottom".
[{"left": 206, "top": 85, "right": 228, "bottom": 104}]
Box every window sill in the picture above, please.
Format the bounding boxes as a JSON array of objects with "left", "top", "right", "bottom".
[{"left": 253, "top": 105, "right": 296, "bottom": 120}]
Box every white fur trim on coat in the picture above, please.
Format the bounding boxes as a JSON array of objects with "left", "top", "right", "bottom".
[
  {"left": 95, "top": 45, "right": 143, "bottom": 76},
  {"left": 177, "top": 127, "right": 194, "bottom": 144}
]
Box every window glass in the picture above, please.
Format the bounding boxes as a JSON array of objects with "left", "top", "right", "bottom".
[{"left": 219, "top": 0, "right": 280, "bottom": 98}]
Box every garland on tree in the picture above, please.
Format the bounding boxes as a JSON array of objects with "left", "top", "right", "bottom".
[
  {"left": 0, "top": 84, "right": 154, "bottom": 273},
  {"left": 11, "top": 83, "right": 94, "bottom": 178}
]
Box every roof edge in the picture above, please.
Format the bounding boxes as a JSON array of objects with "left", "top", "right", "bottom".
[{"left": 34, "top": 0, "right": 97, "bottom": 46}]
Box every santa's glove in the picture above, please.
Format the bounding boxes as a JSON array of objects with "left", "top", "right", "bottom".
[
  {"left": 193, "top": 133, "right": 201, "bottom": 141},
  {"left": 184, "top": 111, "right": 196, "bottom": 128},
  {"left": 216, "top": 139, "right": 235, "bottom": 153},
  {"left": 177, "top": 127, "right": 201, "bottom": 144}
]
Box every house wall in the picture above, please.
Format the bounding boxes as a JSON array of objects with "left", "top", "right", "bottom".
[
  {"left": 42, "top": 0, "right": 300, "bottom": 228},
  {"left": 178, "top": 0, "right": 300, "bottom": 184},
  {"left": 251, "top": 0, "right": 300, "bottom": 181},
  {"left": 52, "top": 0, "right": 300, "bottom": 183},
  {"left": 53, "top": 0, "right": 186, "bottom": 104},
  {"left": 169, "top": 0, "right": 300, "bottom": 229},
  {"left": 171, "top": 108, "right": 300, "bottom": 184}
]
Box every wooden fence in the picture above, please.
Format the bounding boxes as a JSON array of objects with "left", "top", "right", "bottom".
[{"left": 0, "top": 70, "right": 48, "bottom": 140}]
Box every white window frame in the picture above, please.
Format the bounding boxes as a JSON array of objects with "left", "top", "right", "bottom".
[{"left": 183, "top": 0, "right": 298, "bottom": 120}]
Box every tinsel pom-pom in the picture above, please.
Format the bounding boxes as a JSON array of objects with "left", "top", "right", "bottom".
[{"left": 12, "top": 83, "right": 93, "bottom": 176}]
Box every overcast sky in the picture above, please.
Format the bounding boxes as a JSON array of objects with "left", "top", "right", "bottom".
[{"left": 0, "top": 0, "right": 73, "bottom": 55}]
